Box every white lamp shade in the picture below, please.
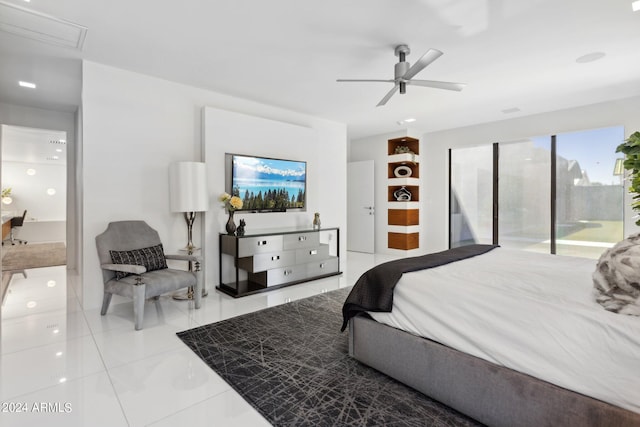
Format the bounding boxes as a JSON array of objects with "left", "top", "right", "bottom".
[{"left": 169, "top": 161, "right": 209, "bottom": 212}]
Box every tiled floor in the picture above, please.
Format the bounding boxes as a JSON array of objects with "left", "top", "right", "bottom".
[{"left": 0, "top": 251, "right": 397, "bottom": 427}]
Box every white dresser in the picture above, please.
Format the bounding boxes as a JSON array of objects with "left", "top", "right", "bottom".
[{"left": 218, "top": 227, "right": 341, "bottom": 297}]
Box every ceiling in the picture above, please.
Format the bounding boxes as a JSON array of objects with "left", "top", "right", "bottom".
[{"left": 1, "top": 0, "right": 639, "bottom": 140}]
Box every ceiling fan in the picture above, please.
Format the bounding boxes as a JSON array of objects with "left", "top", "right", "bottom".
[{"left": 337, "top": 44, "right": 466, "bottom": 107}]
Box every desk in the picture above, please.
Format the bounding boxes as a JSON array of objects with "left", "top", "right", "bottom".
[{"left": 2, "top": 217, "right": 10, "bottom": 241}]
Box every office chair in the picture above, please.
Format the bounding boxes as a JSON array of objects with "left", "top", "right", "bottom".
[{"left": 5, "top": 210, "right": 27, "bottom": 245}]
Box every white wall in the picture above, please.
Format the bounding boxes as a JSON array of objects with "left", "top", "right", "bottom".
[
  {"left": 81, "top": 61, "right": 347, "bottom": 310},
  {"left": 203, "top": 107, "right": 345, "bottom": 287},
  {"left": 2, "top": 160, "right": 66, "bottom": 243},
  {"left": 421, "top": 95, "right": 640, "bottom": 253},
  {"left": 2, "top": 161, "right": 66, "bottom": 221}
]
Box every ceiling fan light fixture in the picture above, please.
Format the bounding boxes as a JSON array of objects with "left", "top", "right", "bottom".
[{"left": 337, "top": 45, "right": 465, "bottom": 107}]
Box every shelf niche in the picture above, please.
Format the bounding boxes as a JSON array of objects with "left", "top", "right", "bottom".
[
  {"left": 388, "top": 232, "right": 419, "bottom": 250},
  {"left": 388, "top": 185, "right": 419, "bottom": 202},
  {"left": 388, "top": 161, "right": 419, "bottom": 179},
  {"left": 388, "top": 209, "right": 419, "bottom": 226},
  {"left": 388, "top": 136, "right": 419, "bottom": 156}
]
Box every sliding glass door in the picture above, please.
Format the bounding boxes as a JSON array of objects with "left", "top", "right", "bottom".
[
  {"left": 555, "top": 127, "right": 624, "bottom": 258},
  {"left": 449, "top": 145, "right": 493, "bottom": 248},
  {"left": 498, "top": 138, "right": 551, "bottom": 253},
  {"left": 449, "top": 126, "right": 624, "bottom": 258}
]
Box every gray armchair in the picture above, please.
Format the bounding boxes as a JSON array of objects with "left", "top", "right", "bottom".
[{"left": 95, "top": 220, "right": 202, "bottom": 330}]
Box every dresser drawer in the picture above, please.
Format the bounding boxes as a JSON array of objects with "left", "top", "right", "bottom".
[
  {"left": 249, "top": 265, "right": 306, "bottom": 287},
  {"left": 237, "top": 235, "right": 283, "bottom": 257},
  {"left": 306, "top": 257, "right": 339, "bottom": 278},
  {"left": 283, "top": 231, "right": 320, "bottom": 250},
  {"left": 295, "top": 244, "right": 330, "bottom": 264},
  {"left": 237, "top": 251, "right": 295, "bottom": 273}
]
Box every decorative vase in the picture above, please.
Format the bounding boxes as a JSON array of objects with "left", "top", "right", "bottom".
[{"left": 226, "top": 211, "right": 237, "bottom": 235}]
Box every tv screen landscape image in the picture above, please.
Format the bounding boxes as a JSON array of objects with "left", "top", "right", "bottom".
[{"left": 230, "top": 154, "right": 307, "bottom": 212}]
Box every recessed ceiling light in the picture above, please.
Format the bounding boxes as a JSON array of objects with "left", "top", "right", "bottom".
[
  {"left": 18, "top": 80, "right": 36, "bottom": 89},
  {"left": 396, "top": 117, "right": 417, "bottom": 126},
  {"left": 26, "top": 168, "right": 36, "bottom": 175},
  {"left": 56, "top": 148, "right": 62, "bottom": 152},
  {"left": 46, "top": 188, "right": 56, "bottom": 195},
  {"left": 26, "top": 301, "right": 37, "bottom": 308},
  {"left": 575, "top": 52, "right": 606, "bottom": 63},
  {"left": 47, "top": 280, "right": 56, "bottom": 287},
  {"left": 633, "top": 1, "right": 640, "bottom": 12}
]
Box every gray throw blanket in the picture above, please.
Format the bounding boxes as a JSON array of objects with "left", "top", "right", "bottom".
[{"left": 341, "top": 244, "right": 498, "bottom": 331}]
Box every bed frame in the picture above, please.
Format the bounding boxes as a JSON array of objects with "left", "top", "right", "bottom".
[{"left": 349, "top": 314, "right": 640, "bottom": 427}]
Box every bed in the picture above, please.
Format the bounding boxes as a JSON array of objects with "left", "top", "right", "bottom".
[{"left": 342, "top": 245, "right": 640, "bottom": 427}]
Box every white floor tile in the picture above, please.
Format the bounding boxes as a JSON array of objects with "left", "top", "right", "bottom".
[
  {"left": 108, "top": 347, "right": 231, "bottom": 427},
  {"left": 83, "top": 295, "right": 199, "bottom": 335},
  {"left": 92, "top": 311, "right": 200, "bottom": 369},
  {"left": 148, "top": 389, "right": 270, "bottom": 427},
  {"left": 0, "top": 335, "right": 105, "bottom": 400},
  {"left": 1, "top": 309, "right": 91, "bottom": 355},
  {"left": 0, "top": 371, "right": 128, "bottom": 427}
]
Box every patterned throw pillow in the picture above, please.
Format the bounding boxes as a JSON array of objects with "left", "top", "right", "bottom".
[
  {"left": 110, "top": 244, "right": 168, "bottom": 280},
  {"left": 593, "top": 232, "right": 640, "bottom": 316}
]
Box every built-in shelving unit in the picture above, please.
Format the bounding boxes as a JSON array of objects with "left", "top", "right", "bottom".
[{"left": 387, "top": 136, "right": 420, "bottom": 250}]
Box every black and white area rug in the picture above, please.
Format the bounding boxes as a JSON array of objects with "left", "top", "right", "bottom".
[{"left": 176, "top": 287, "right": 481, "bottom": 427}]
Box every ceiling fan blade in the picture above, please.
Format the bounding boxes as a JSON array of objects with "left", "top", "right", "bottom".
[
  {"left": 406, "top": 79, "right": 466, "bottom": 91},
  {"left": 402, "top": 49, "right": 443, "bottom": 80},
  {"left": 376, "top": 84, "right": 399, "bottom": 107},
  {"left": 336, "top": 79, "right": 394, "bottom": 83}
]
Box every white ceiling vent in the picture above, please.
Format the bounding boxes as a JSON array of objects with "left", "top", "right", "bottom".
[{"left": 0, "top": 1, "right": 87, "bottom": 49}]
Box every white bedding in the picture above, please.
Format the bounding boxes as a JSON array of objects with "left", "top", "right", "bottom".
[{"left": 368, "top": 247, "right": 640, "bottom": 414}]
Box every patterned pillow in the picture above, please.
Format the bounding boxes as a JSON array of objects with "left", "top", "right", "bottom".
[
  {"left": 110, "top": 244, "right": 168, "bottom": 280},
  {"left": 592, "top": 232, "right": 640, "bottom": 316}
]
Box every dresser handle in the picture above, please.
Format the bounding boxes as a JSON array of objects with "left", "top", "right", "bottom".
[
  {"left": 284, "top": 269, "right": 293, "bottom": 276},
  {"left": 319, "top": 263, "right": 325, "bottom": 268},
  {"left": 298, "top": 236, "right": 307, "bottom": 242},
  {"left": 257, "top": 240, "right": 268, "bottom": 246},
  {"left": 309, "top": 250, "right": 318, "bottom": 255},
  {"left": 271, "top": 255, "right": 280, "bottom": 261}
]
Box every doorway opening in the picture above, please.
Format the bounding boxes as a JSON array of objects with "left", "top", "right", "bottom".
[{"left": 1, "top": 124, "right": 67, "bottom": 309}]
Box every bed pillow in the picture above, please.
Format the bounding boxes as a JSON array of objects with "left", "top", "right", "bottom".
[
  {"left": 592, "top": 232, "right": 640, "bottom": 315},
  {"left": 109, "top": 244, "right": 168, "bottom": 280}
]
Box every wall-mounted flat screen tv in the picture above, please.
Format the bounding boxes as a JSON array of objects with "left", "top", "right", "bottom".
[{"left": 227, "top": 154, "right": 307, "bottom": 212}]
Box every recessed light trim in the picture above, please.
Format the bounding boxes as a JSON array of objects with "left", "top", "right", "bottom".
[
  {"left": 26, "top": 168, "right": 36, "bottom": 175},
  {"left": 18, "top": 80, "right": 36, "bottom": 89},
  {"left": 46, "top": 188, "right": 56, "bottom": 195}
]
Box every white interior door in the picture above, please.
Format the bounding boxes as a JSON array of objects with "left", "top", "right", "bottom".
[{"left": 347, "top": 160, "right": 375, "bottom": 253}]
